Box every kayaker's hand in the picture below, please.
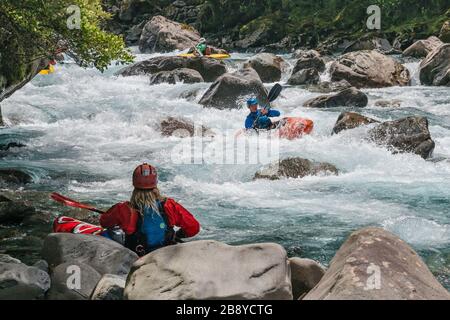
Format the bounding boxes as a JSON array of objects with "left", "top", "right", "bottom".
[{"left": 261, "top": 108, "right": 268, "bottom": 115}]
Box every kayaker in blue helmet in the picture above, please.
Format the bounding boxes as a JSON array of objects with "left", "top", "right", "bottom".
[{"left": 245, "top": 98, "right": 281, "bottom": 130}]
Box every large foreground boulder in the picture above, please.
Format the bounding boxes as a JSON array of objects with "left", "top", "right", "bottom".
[
  {"left": 150, "top": 68, "right": 204, "bottom": 85},
  {"left": 117, "top": 56, "right": 227, "bottom": 82},
  {"left": 403, "top": 36, "right": 443, "bottom": 58},
  {"left": 419, "top": 44, "right": 450, "bottom": 86},
  {"left": 46, "top": 262, "right": 101, "bottom": 300},
  {"left": 332, "top": 112, "right": 379, "bottom": 135},
  {"left": 330, "top": 50, "right": 410, "bottom": 88},
  {"left": 368, "top": 116, "right": 435, "bottom": 159},
  {"left": 41, "top": 233, "right": 138, "bottom": 277},
  {"left": 199, "top": 67, "right": 268, "bottom": 109},
  {"left": 124, "top": 241, "right": 292, "bottom": 300},
  {"left": 254, "top": 158, "right": 339, "bottom": 180},
  {"left": 289, "top": 258, "right": 326, "bottom": 300},
  {"left": 304, "top": 227, "right": 450, "bottom": 300},
  {"left": 245, "top": 53, "right": 285, "bottom": 83},
  {"left": 91, "top": 274, "right": 126, "bottom": 300},
  {"left": 303, "top": 87, "right": 368, "bottom": 108},
  {"left": 0, "top": 255, "right": 50, "bottom": 300},
  {"left": 139, "top": 15, "right": 200, "bottom": 53}
]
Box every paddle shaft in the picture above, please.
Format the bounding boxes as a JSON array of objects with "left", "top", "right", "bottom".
[{"left": 51, "top": 193, "right": 105, "bottom": 214}]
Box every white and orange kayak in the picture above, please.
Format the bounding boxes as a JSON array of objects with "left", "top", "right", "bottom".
[{"left": 236, "top": 117, "right": 314, "bottom": 140}]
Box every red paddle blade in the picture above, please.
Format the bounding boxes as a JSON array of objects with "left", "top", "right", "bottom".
[{"left": 50, "top": 193, "right": 104, "bottom": 213}]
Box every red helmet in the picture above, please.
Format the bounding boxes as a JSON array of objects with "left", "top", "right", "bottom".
[{"left": 133, "top": 163, "right": 158, "bottom": 190}]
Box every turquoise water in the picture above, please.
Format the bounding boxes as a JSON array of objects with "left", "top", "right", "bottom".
[{"left": 1, "top": 51, "right": 450, "bottom": 289}]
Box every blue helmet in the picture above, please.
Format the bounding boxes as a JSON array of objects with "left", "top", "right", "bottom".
[{"left": 247, "top": 98, "right": 258, "bottom": 107}]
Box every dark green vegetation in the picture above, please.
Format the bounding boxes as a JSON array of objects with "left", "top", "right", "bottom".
[
  {"left": 0, "top": 0, "right": 133, "bottom": 98},
  {"left": 107, "top": 0, "right": 449, "bottom": 49}
]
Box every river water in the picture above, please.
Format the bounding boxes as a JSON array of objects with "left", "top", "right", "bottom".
[{"left": 1, "top": 50, "right": 450, "bottom": 289}]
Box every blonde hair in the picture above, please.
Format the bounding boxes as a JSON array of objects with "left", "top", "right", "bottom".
[{"left": 130, "top": 188, "right": 165, "bottom": 216}]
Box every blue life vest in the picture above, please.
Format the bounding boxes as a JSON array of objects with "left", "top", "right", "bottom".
[{"left": 140, "top": 202, "right": 169, "bottom": 248}]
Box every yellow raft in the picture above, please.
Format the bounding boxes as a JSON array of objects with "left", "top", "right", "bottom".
[
  {"left": 39, "top": 65, "right": 55, "bottom": 75},
  {"left": 177, "top": 53, "right": 231, "bottom": 60}
]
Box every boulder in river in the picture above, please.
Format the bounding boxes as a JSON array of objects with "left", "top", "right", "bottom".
[
  {"left": 330, "top": 50, "right": 410, "bottom": 88},
  {"left": 343, "top": 37, "right": 394, "bottom": 54},
  {"left": 139, "top": 15, "right": 200, "bottom": 53},
  {"left": 440, "top": 21, "right": 450, "bottom": 43},
  {"left": 303, "top": 87, "right": 368, "bottom": 109},
  {"left": 0, "top": 169, "right": 33, "bottom": 185},
  {"left": 91, "top": 274, "right": 126, "bottom": 300},
  {"left": 0, "top": 195, "right": 36, "bottom": 224},
  {"left": 374, "top": 99, "right": 402, "bottom": 108},
  {"left": 159, "top": 117, "right": 215, "bottom": 137},
  {"left": 245, "top": 53, "right": 285, "bottom": 83},
  {"left": 41, "top": 233, "right": 138, "bottom": 277},
  {"left": 0, "top": 255, "right": 50, "bottom": 300},
  {"left": 150, "top": 68, "right": 204, "bottom": 85},
  {"left": 403, "top": 36, "right": 444, "bottom": 58},
  {"left": 291, "top": 50, "right": 326, "bottom": 73},
  {"left": 254, "top": 158, "right": 339, "bottom": 180},
  {"left": 419, "top": 43, "right": 450, "bottom": 86},
  {"left": 46, "top": 262, "right": 102, "bottom": 300},
  {"left": 304, "top": 227, "right": 450, "bottom": 300},
  {"left": 308, "top": 80, "right": 352, "bottom": 93},
  {"left": 332, "top": 112, "right": 379, "bottom": 135},
  {"left": 368, "top": 116, "right": 435, "bottom": 159},
  {"left": 124, "top": 240, "right": 292, "bottom": 300},
  {"left": 117, "top": 56, "right": 226, "bottom": 82},
  {"left": 199, "top": 67, "right": 268, "bottom": 110},
  {"left": 289, "top": 258, "right": 326, "bottom": 300},
  {"left": 288, "top": 68, "right": 320, "bottom": 85}
]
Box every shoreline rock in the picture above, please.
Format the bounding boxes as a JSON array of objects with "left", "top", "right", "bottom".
[{"left": 419, "top": 43, "right": 450, "bottom": 86}]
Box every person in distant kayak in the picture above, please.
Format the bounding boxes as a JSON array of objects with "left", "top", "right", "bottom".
[
  {"left": 245, "top": 98, "right": 281, "bottom": 130},
  {"left": 99, "top": 163, "right": 200, "bottom": 256},
  {"left": 191, "top": 38, "right": 211, "bottom": 56}
]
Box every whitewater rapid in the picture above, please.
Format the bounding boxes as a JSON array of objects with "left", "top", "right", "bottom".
[{"left": 1, "top": 51, "right": 450, "bottom": 287}]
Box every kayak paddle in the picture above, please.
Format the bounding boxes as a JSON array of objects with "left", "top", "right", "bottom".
[
  {"left": 50, "top": 192, "right": 105, "bottom": 214},
  {"left": 252, "top": 83, "right": 283, "bottom": 130}
]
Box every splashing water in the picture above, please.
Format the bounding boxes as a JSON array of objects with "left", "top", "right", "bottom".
[{"left": 1, "top": 51, "right": 450, "bottom": 288}]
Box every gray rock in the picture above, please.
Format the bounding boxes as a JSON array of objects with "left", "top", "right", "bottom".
[
  {"left": 139, "top": 15, "right": 200, "bottom": 53},
  {"left": 291, "top": 50, "right": 326, "bottom": 74},
  {"left": 46, "top": 262, "right": 101, "bottom": 300},
  {"left": 124, "top": 241, "right": 292, "bottom": 300},
  {"left": 33, "top": 260, "right": 49, "bottom": 274},
  {"left": 330, "top": 50, "right": 410, "bottom": 88},
  {"left": 343, "top": 37, "right": 393, "bottom": 54},
  {"left": 403, "top": 36, "right": 443, "bottom": 58},
  {"left": 288, "top": 68, "right": 320, "bottom": 85},
  {"left": 0, "top": 198, "right": 36, "bottom": 224},
  {"left": 125, "top": 21, "right": 146, "bottom": 45},
  {"left": 150, "top": 68, "right": 204, "bottom": 85},
  {"left": 91, "top": 274, "right": 126, "bottom": 300},
  {"left": 245, "top": 53, "right": 285, "bottom": 83},
  {"left": 332, "top": 112, "right": 379, "bottom": 135},
  {"left": 289, "top": 258, "right": 326, "bottom": 300},
  {"left": 440, "top": 21, "right": 450, "bottom": 43},
  {"left": 160, "top": 117, "right": 215, "bottom": 137},
  {"left": 368, "top": 116, "right": 435, "bottom": 159},
  {"left": 199, "top": 67, "right": 268, "bottom": 110},
  {"left": 0, "top": 259, "right": 50, "bottom": 300},
  {"left": 304, "top": 227, "right": 450, "bottom": 300},
  {"left": 117, "top": 56, "right": 226, "bottom": 82},
  {"left": 0, "top": 169, "right": 33, "bottom": 185},
  {"left": 308, "top": 80, "right": 352, "bottom": 93},
  {"left": 0, "top": 254, "right": 21, "bottom": 264},
  {"left": 254, "top": 158, "right": 339, "bottom": 180},
  {"left": 41, "top": 233, "right": 138, "bottom": 277},
  {"left": 303, "top": 87, "right": 368, "bottom": 108},
  {"left": 419, "top": 44, "right": 450, "bottom": 86}
]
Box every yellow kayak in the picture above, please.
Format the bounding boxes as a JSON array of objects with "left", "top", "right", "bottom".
[
  {"left": 178, "top": 53, "right": 231, "bottom": 60},
  {"left": 39, "top": 65, "right": 55, "bottom": 75}
]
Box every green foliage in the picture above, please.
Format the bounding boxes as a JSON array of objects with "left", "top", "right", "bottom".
[{"left": 0, "top": 0, "right": 134, "bottom": 87}]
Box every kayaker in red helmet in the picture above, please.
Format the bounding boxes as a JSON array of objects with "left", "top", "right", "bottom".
[{"left": 99, "top": 163, "right": 200, "bottom": 256}]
